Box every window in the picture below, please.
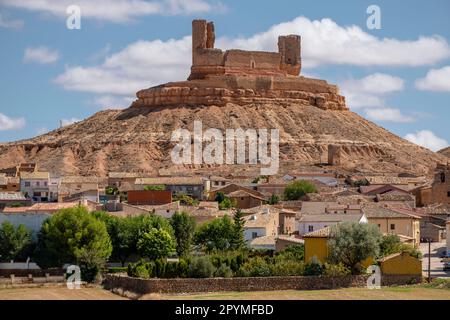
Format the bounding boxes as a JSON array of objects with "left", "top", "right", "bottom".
[
  {"left": 447, "top": 191, "right": 450, "bottom": 197},
  {"left": 36, "top": 182, "right": 40, "bottom": 187},
  {"left": 377, "top": 224, "right": 381, "bottom": 229},
  {"left": 440, "top": 172, "right": 446, "bottom": 183},
  {"left": 25, "top": 182, "right": 30, "bottom": 187},
  {"left": 390, "top": 224, "right": 395, "bottom": 230},
  {"left": 251, "top": 61, "right": 255, "bottom": 69},
  {"left": 308, "top": 225, "right": 314, "bottom": 232},
  {"left": 252, "top": 232, "right": 258, "bottom": 239}
]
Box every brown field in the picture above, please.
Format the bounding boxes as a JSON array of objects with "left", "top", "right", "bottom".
[
  {"left": 143, "top": 287, "right": 450, "bottom": 300},
  {"left": 1, "top": 285, "right": 449, "bottom": 300}
]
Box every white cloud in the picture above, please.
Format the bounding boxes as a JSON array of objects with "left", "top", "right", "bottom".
[
  {"left": 415, "top": 66, "right": 450, "bottom": 92},
  {"left": 0, "top": 11, "right": 23, "bottom": 29},
  {"left": 0, "top": 0, "right": 224, "bottom": 23},
  {"left": 61, "top": 118, "right": 81, "bottom": 126},
  {"left": 91, "top": 95, "right": 134, "bottom": 109},
  {"left": 217, "top": 16, "right": 450, "bottom": 68},
  {"left": 0, "top": 113, "right": 25, "bottom": 131},
  {"left": 53, "top": 16, "right": 450, "bottom": 99},
  {"left": 404, "top": 130, "right": 448, "bottom": 152},
  {"left": 365, "top": 108, "right": 415, "bottom": 123},
  {"left": 340, "top": 73, "right": 404, "bottom": 109},
  {"left": 24, "top": 46, "right": 59, "bottom": 64}
]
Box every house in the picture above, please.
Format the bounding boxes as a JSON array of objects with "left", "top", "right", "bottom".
[
  {"left": 249, "top": 235, "right": 276, "bottom": 251},
  {"left": 252, "top": 183, "right": 287, "bottom": 198},
  {"left": 207, "top": 183, "right": 266, "bottom": 202},
  {"left": 275, "top": 236, "right": 304, "bottom": 252},
  {"left": 127, "top": 190, "right": 172, "bottom": 205},
  {"left": 226, "top": 190, "right": 266, "bottom": 209},
  {"left": 363, "top": 205, "right": 421, "bottom": 247},
  {"left": 0, "top": 202, "right": 93, "bottom": 238},
  {"left": 375, "top": 193, "right": 416, "bottom": 208},
  {"left": 58, "top": 176, "right": 101, "bottom": 202},
  {"left": 359, "top": 184, "right": 411, "bottom": 196},
  {"left": 108, "top": 172, "right": 146, "bottom": 192},
  {"left": 363, "top": 175, "right": 427, "bottom": 190},
  {"left": 209, "top": 176, "right": 231, "bottom": 189},
  {"left": 297, "top": 213, "right": 367, "bottom": 236},
  {"left": 135, "top": 177, "right": 206, "bottom": 200},
  {"left": 379, "top": 252, "right": 422, "bottom": 276},
  {"left": 20, "top": 171, "right": 52, "bottom": 202},
  {"left": 0, "top": 192, "right": 31, "bottom": 209},
  {"left": 243, "top": 206, "right": 279, "bottom": 242},
  {"left": 412, "top": 164, "right": 450, "bottom": 206},
  {"left": 301, "top": 201, "right": 363, "bottom": 215}
]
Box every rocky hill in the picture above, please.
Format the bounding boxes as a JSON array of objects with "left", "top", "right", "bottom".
[
  {"left": 0, "top": 102, "right": 445, "bottom": 177},
  {"left": 0, "top": 19, "right": 446, "bottom": 177},
  {"left": 438, "top": 147, "right": 450, "bottom": 158}
]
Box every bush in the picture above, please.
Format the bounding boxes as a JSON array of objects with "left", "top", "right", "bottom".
[
  {"left": 304, "top": 257, "right": 323, "bottom": 276},
  {"left": 270, "top": 260, "right": 305, "bottom": 276},
  {"left": 127, "top": 259, "right": 189, "bottom": 279},
  {"left": 127, "top": 260, "right": 150, "bottom": 278},
  {"left": 188, "top": 256, "right": 215, "bottom": 278},
  {"left": 323, "top": 263, "right": 351, "bottom": 277},
  {"left": 237, "top": 257, "right": 272, "bottom": 277},
  {"left": 275, "top": 244, "right": 304, "bottom": 262},
  {"left": 108, "top": 267, "right": 128, "bottom": 274},
  {"left": 211, "top": 251, "right": 248, "bottom": 272},
  {"left": 283, "top": 180, "right": 317, "bottom": 200},
  {"left": 215, "top": 264, "right": 233, "bottom": 278}
]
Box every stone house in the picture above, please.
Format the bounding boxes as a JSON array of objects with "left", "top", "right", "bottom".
[
  {"left": 413, "top": 164, "right": 450, "bottom": 206},
  {"left": 108, "top": 172, "right": 147, "bottom": 192},
  {"left": 0, "top": 192, "right": 31, "bottom": 209},
  {"left": 226, "top": 190, "right": 265, "bottom": 209},
  {"left": 135, "top": 177, "right": 207, "bottom": 200},
  {"left": 363, "top": 206, "right": 421, "bottom": 247},
  {"left": 58, "top": 176, "right": 101, "bottom": 202}
]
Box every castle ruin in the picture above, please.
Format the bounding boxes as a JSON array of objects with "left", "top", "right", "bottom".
[{"left": 132, "top": 20, "right": 347, "bottom": 111}]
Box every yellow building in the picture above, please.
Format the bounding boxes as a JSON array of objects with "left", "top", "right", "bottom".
[
  {"left": 379, "top": 252, "right": 422, "bottom": 275},
  {"left": 303, "top": 227, "right": 330, "bottom": 263},
  {"left": 303, "top": 226, "right": 373, "bottom": 267}
]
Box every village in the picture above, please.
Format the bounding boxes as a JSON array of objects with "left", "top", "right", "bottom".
[{"left": 0, "top": 17, "right": 449, "bottom": 301}]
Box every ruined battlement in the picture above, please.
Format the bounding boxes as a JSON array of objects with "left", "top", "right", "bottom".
[
  {"left": 131, "top": 19, "right": 348, "bottom": 111},
  {"left": 189, "top": 20, "right": 301, "bottom": 80}
]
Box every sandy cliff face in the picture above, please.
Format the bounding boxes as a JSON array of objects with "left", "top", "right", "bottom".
[
  {"left": 0, "top": 102, "right": 445, "bottom": 177},
  {"left": 438, "top": 147, "right": 450, "bottom": 158}
]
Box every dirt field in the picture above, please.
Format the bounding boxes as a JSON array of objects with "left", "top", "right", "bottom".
[
  {"left": 1, "top": 285, "right": 449, "bottom": 300},
  {"left": 0, "top": 286, "right": 127, "bottom": 300},
  {"left": 142, "top": 287, "right": 450, "bottom": 300}
]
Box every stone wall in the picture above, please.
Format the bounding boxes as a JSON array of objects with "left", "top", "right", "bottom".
[{"left": 103, "top": 274, "right": 422, "bottom": 295}]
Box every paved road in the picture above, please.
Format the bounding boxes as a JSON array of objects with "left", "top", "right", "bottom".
[{"left": 420, "top": 241, "right": 450, "bottom": 279}]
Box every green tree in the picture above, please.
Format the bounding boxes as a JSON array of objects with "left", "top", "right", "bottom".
[
  {"left": 219, "top": 197, "right": 235, "bottom": 210},
  {"left": 34, "top": 206, "right": 112, "bottom": 281},
  {"left": 173, "top": 193, "right": 199, "bottom": 206},
  {"left": 214, "top": 192, "right": 225, "bottom": 203},
  {"left": 283, "top": 180, "right": 317, "bottom": 200},
  {"left": 230, "top": 209, "right": 245, "bottom": 250},
  {"left": 170, "top": 212, "right": 196, "bottom": 257},
  {"left": 0, "top": 221, "right": 33, "bottom": 262},
  {"left": 327, "top": 222, "right": 381, "bottom": 274},
  {"left": 267, "top": 194, "right": 279, "bottom": 205},
  {"left": 194, "top": 216, "right": 235, "bottom": 252},
  {"left": 143, "top": 185, "right": 166, "bottom": 191},
  {"left": 379, "top": 234, "right": 422, "bottom": 259},
  {"left": 137, "top": 228, "right": 175, "bottom": 260}
]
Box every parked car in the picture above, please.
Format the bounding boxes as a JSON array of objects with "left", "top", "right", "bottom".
[
  {"left": 444, "top": 261, "right": 450, "bottom": 271},
  {"left": 439, "top": 250, "right": 447, "bottom": 259}
]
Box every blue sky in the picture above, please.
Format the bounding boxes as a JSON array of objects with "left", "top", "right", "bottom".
[{"left": 0, "top": 0, "right": 449, "bottom": 151}]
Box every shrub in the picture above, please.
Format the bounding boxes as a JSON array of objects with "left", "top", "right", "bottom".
[
  {"left": 188, "top": 256, "right": 215, "bottom": 278},
  {"left": 211, "top": 251, "right": 248, "bottom": 272},
  {"left": 283, "top": 180, "right": 317, "bottom": 200},
  {"left": 215, "top": 264, "right": 233, "bottom": 278},
  {"left": 323, "top": 263, "right": 351, "bottom": 277},
  {"left": 127, "top": 260, "right": 150, "bottom": 278},
  {"left": 237, "top": 257, "right": 272, "bottom": 277},
  {"left": 270, "top": 260, "right": 305, "bottom": 276},
  {"left": 275, "top": 244, "right": 304, "bottom": 262},
  {"left": 304, "top": 257, "right": 323, "bottom": 276}
]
